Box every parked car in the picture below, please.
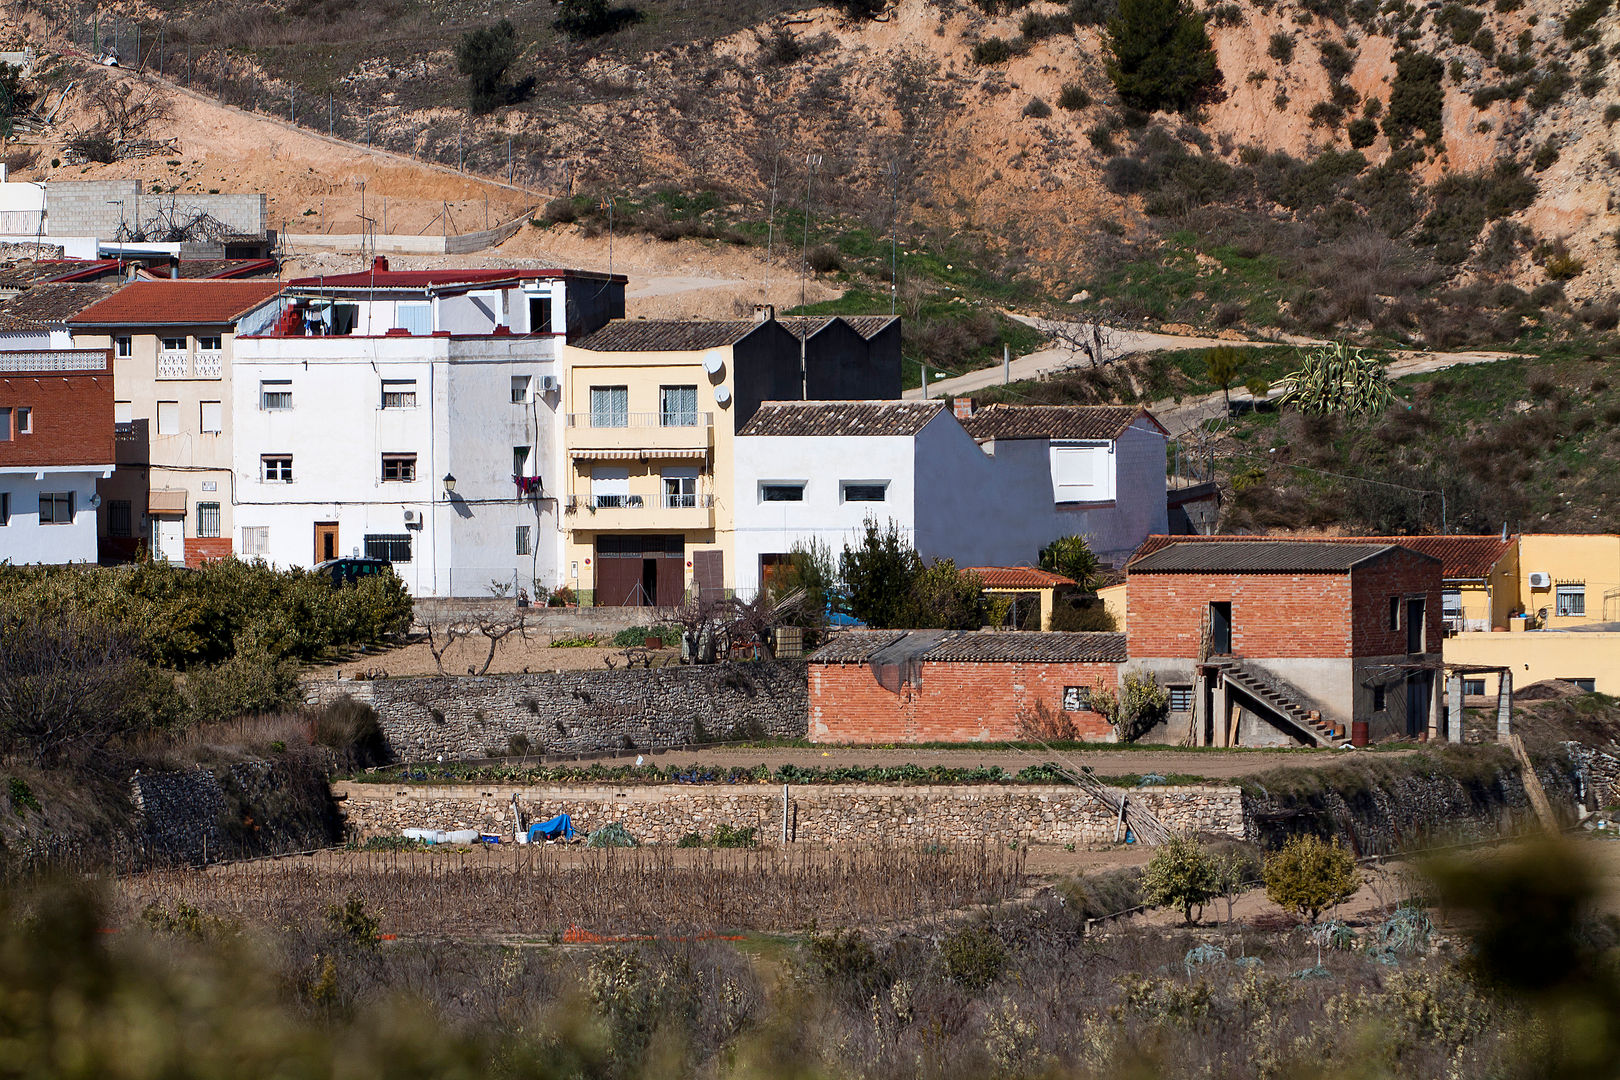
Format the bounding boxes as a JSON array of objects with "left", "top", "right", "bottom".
[{"left": 313, "top": 557, "right": 392, "bottom": 587}]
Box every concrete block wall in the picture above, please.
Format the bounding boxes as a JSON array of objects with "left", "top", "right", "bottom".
[
  {"left": 810, "top": 659, "right": 1118, "bottom": 743},
  {"left": 46, "top": 182, "right": 267, "bottom": 238},
  {"left": 305, "top": 662, "right": 809, "bottom": 759},
  {"left": 333, "top": 780, "right": 1247, "bottom": 848}
]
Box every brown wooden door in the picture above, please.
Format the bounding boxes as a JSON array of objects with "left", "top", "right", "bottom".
[
  {"left": 314, "top": 522, "right": 339, "bottom": 563},
  {"left": 693, "top": 549, "right": 724, "bottom": 600},
  {"left": 595, "top": 543, "right": 644, "bottom": 605},
  {"left": 655, "top": 551, "right": 686, "bottom": 606}
]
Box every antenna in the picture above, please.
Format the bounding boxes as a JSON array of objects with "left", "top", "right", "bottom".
[
  {"left": 764, "top": 149, "right": 780, "bottom": 301},
  {"left": 799, "top": 153, "right": 821, "bottom": 311},
  {"left": 885, "top": 161, "right": 900, "bottom": 317},
  {"left": 601, "top": 195, "right": 615, "bottom": 283}
]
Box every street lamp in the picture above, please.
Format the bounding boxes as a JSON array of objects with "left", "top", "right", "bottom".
[{"left": 442, "top": 473, "right": 457, "bottom": 495}]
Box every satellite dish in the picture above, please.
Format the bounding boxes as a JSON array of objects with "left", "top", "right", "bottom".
[
  {"left": 702, "top": 350, "right": 725, "bottom": 376},
  {"left": 88, "top": 493, "right": 103, "bottom": 509},
  {"left": 713, "top": 384, "right": 733, "bottom": 406}
]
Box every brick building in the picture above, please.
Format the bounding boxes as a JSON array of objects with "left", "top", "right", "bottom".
[
  {"left": 0, "top": 347, "right": 115, "bottom": 564},
  {"left": 809, "top": 630, "right": 1125, "bottom": 743},
  {"left": 1125, "top": 539, "right": 1444, "bottom": 746}
]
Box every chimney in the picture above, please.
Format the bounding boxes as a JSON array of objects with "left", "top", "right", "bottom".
[
  {"left": 170, "top": 261, "right": 179, "bottom": 280},
  {"left": 753, "top": 303, "right": 775, "bottom": 322},
  {"left": 953, "top": 397, "right": 976, "bottom": 420},
  {"left": 372, "top": 255, "right": 389, "bottom": 273}
]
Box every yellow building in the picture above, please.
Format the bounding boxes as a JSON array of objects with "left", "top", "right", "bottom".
[{"left": 1510, "top": 534, "right": 1620, "bottom": 627}]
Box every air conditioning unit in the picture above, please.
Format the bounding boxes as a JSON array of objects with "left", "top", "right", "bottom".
[
  {"left": 403, "top": 509, "right": 422, "bottom": 526},
  {"left": 539, "top": 375, "right": 560, "bottom": 392},
  {"left": 1528, "top": 571, "right": 1551, "bottom": 589}
]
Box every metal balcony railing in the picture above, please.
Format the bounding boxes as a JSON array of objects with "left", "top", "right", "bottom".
[
  {"left": 566, "top": 411, "right": 712, "bottom": 429},
  {"left": 566, "top": 493, "right": 715, "bottom": 512}
]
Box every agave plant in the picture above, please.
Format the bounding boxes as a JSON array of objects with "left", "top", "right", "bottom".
[{"left": 1276, "top": 341, "right": 1395, "bottom": 417}]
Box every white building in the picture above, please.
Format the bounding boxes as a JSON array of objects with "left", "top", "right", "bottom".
[
  {"left": 731, "top": 400, "right": 1169, "bottom": 593},
  {"left": 230, "top": 260, "right": 625, "bottom": 596}
]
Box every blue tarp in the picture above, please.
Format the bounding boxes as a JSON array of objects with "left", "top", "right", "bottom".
[{"left": 528, "top": 813, "right": 575, "bottom": 842}]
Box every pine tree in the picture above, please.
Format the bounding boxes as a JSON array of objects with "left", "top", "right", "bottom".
[{"left": 1104, "top": 0, "right": 1220, "bottom": 112}]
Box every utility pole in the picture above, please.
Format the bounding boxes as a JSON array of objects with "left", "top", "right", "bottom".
[{"left": 799, "top": 153, "right": 821, "bottom": 311}]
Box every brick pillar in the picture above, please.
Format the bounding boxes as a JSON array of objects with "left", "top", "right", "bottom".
[
  {"left": 1448, "top": 673, "right": 1464, "bottom": 744},
  {"left": 1496, "top": 668, "right": 1513, "bottom": 742}
]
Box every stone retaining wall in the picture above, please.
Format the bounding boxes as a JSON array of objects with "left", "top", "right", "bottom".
[
  {"left": 306, "top": 662, "right": 808, "bottom": 760},
  {"left": 333, "top": 780, "right": 1246, "bottom": 848}
]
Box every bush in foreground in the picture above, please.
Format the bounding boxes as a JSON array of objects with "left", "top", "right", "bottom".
[{"left": 1264, "top": 833, "right": 1361, "bottom": 922}]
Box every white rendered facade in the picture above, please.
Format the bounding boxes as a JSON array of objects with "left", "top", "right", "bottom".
[{"left": 0, "top": 466, "right": 108, "bottom": 564}]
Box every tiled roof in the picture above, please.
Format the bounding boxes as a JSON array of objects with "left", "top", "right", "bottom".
[
  {"left": 0, "top": 283, "right": 118, "bottom": 330},
  {"left": 66, "top": 280, "right": 285, "bottom": 326},
  {"left": 1130, "top": 534, "right": 1511, "bottom": 579},
  {"left": 572, "top": 319, "right": 769, "bottom": 352},
  {"left": 809, "top": 630, "right": 910, "bottom": 662},
  {"left": 288, "top": 263, "right": 619, "bottom": 289},
  {"left": 959, "top": 404, "right": 1160, "bottom": 441},
  {"left": 0, "top": 259, "right": 121, "bottom": 288},
  {"left": 1129, "top": 540, "right": 1412, "bottom": 573},
  {"left": 840, "top": 315, "right": 899, "bottom": 339},
  {"left": 171, "top": 259, "right": 279, "bottom": 279},
  {"left": 922, "top": 631, "right": 1128, "bottom": 663},
  {"left": 965, "top": 566, "right": 1078, "bottom": 590},
  {"left": 775, "top": 315, "right": 900, "bottom": 341},
  {"left": 739, "top": 399, "right": 946, "bottom": 437}
]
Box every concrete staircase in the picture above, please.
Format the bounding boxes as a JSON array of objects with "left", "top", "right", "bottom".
[{"left": 1212, "top": 660, "right": 1342, "bottom": 747}]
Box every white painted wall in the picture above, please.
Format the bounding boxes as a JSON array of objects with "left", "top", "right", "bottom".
[
  {"left": 231, "top": 328, "right": 562, "bottom": 597},
  {"left": 0, "top": 467, "right": 108, "bottom": 564}
]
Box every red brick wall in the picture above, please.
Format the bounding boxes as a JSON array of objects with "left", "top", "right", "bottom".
[
  {"left": 1350, "top": 548, "right": 1444, "bottom": 655},
  {"left": 184, "top": 537, "right": 233, "bottom": 567},
  {"left": 0, "top": 361, "right": 115, "bottom": 468},
  {"left": 1127, "top": 571, "right": 1353, "bottom": 658},
  {"left": 810, "top": 660, "right": 1118, "bottom": 743}
]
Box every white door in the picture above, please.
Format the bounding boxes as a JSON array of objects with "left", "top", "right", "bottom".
[{"left": 152, "top": 516, "right": 185, "bottom": 562}]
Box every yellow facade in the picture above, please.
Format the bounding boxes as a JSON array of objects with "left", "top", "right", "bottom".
[
  {"left": 1509, "top": 534, "right": 1620, "bottom": 627},
  {"left": 1444, "top": 629, "right": 1620, "bottom": 696},
  {"left": 1098, "top": 580, "right": 1128, "bottom": 632},
  {"left": 558, "top": 344, "right": 738, "bottom": 604}
]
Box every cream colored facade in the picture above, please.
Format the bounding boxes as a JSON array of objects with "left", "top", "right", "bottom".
[
  {"left": 558, "top": 344, "right": 738, "bottom": 604},
  {"left": 73, "top": 320, "right": 272, "bottom": 563},
  {"left": 1510, "top": 534, "right": 1620, "bottom": 627},
  {"left": 1444, "top": 628, "right": 1620, "bottom": 696}
]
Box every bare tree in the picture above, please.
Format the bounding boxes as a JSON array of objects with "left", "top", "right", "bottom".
[
  {"left": 85, "top": 73, "right": 173, "bottom": 142},
  {"left": 422, "top": 610, "right": 529, "bottom": 676},
  {"left": 1032, "top": 316, "right": 1122, "bottom": 369},
  {"left": 727, "top": 588, "right": 808, "bottom": 660}
]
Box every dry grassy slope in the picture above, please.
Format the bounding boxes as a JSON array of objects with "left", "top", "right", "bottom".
[{"left": 11, "top": 0, "right": 1620, "bottom": 301}]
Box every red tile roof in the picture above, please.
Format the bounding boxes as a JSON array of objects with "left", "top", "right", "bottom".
[
  {"left": 1129, "top": 534, "right": 1514, "bottom": 580},
  {"left": 66, "top": 280, "right": 286, "bottom": 326},
  {"left": 965, "top": 566, "right": 1078, "bottom": 589},
  {"left": 288, "top": 260, "right": 623, "bottom": 290}
]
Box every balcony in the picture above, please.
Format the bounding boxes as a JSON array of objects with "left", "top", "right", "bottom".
[
  {"left": 566, "top": 411, "right": 714, "bottom": 456},
  {"left": 565, "top": 492, "right": 715, "bottom": 530},
  {"left": 156, "top": 350, "right": 224, "bottom": 380}
]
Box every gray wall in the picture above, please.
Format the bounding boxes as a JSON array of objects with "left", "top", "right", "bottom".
[
  {"left": 47, "top": 181, "right": 267, "bottom": 238},
  {"left": 306, "top": 661, "right": 810, "bottom": 760}
]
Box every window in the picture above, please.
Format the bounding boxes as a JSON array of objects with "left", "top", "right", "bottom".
[
  {"left": 1388, "top": 596, "right": 1401, "bottom": 631},
  {"left": 156, "top": 401, "right": 180, "bottom": 436},
  {"left": 590, "top": 465, "right": 629, "bottom": 508},
  {"left": 115, "top": 336, "right": 132, "bottom": 358},
  {"left": 1565, "top": 678, "right": 1598, "bottom": 692},
  {"left": 381, "top": 379, "right": 417, "bottom": 409},
  {"left": 515, "top": 525, "right": 531, "bottom": 556},
  {"left": 109, "top": 500, "right": 131, "bottom": 537},
  {"left": 511, "top": 375, "right": 531, "bottom": 403},
  {"left": 364, "top": 533, "right": 412, "bottom": 563},
  {"left": 260, "top": 380, "right": 292, "bottom": 411},
  {"left": 513, "top": 446, "right": 531, "bottom": 476},
  {"left": 761, "top": 483, "right": 805, "bottom": 502},
  {"left": 528, "top": 296, "right": 553, "bottom": 334},
  {"left": 241, "top": 526, "right": 269, "bottom": 557},
  {"left": 381, "top": 454, "right": 417, "bottom": 482},
  {"left": 199, "top": 401, "right": 222, "bottom": 434},
  {"left": 841, "top": 482, "right": 888, "bottom": 503},
  {"left": 14, "top": 408, "right": 29, "bottom": 435},
  {"left": 1169, "top": 686, "right": 1193, "bottom": 713},
  {"left": 395, "top": 302, "right": 431, "bottom": 335},
  {"left": 1372, "top": 685, "right": 1387, "bottom": 711},
  {"left": 114, "top": 401, "right": 133, "bottom": 424},
  {"left": 1462, "top": 678, "right": 1486, "bottom": 696},
  {"left": 663, "top": 467, "right": 698, "bottom": 508},
  {"left": 589, "top": 385, "right": 629, "bottom": 428},
  {"left": 38, "top": 491, "right": 73, "bottom": 524},
  {"left": 161, "top": 336, "right": 186, "bottom": 352},
  {"left": 1049, "top": 440, "right": 1114, "bottom": 502},
  {"left": 660, "top": 385, "right": 698, "bottom": 427},
  {"left": 0, "top": 492, "right": 8, "bottom": 525},
  {"left": 196, "top": 335, "right": 222, "bottom": 352},
  {"left": 1556, "top": 583, "right": 1586, "bottom": 617},
  {"left": 1062, "top": 686, "right": 1092, "bottom": 712},
  {"left": 197, "top": 502, "right": 221, "bottom": 538},
  {"left": 262, "top": 455, "right": 293, "bottom": 482},
  {"left": 0, "top": 408, "right": 9, "bottom": 441},
  {"left": 1442, "top": 588, "right": 1462, "bottom": 617}
]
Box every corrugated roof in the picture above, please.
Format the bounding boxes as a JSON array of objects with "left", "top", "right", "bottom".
[
  {"left": 0, "top": 283, "right": 118, "bottom": 330},
  {"left": 809, "top": 630, "right": 909, "bottom": 663},
  {"left": 288, "top": 263, "right": 619, "bottom": 289},
  {"left": 571, "top": 319, "right": 769, "bottom": 352},
  {"left": 0, "top": 260, "right": 120, "bottom": 288},
  {"left": 739, "top": 399, "right": 945, "bottom": 437},
  {"left": 1130, "top": 534, "right": 1511, "bottom": 579},
  {"left": 67, "top": 280, "right": 285, "bottom": 326},
  {"left": 959, "top": 404, "right": 1161, "bottom": 441},
  {"left": 1129, "top": 540, "right": 1409, "bottom": 573},
  {"left": 172, "top": 259, "right": 280, "bottom": 280},
  {"left": 966, "top": 566, "right": 1077, "bottom": 590},
  {"left": 922, "top": 631, "right": 1127, "bottom": 663}
]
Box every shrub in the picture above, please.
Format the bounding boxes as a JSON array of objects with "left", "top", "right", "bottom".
[
  {"left": 710, "top": 824, "right": 757, "bottom": 848},
  {"left": 1204, "top": 344, "right": 1246, "bottom": 410},
  {"left": 1039, "top": 535, "right": 1102, "bottom": 591},
  {"left": 1140, "top": 835, "right": 1219, "bottom": 924},
  {"left": 612, "top": 625, "right": 679, "bottom": 647},
  {"left": 182, "top": 651, "right": 301, "bottom": 723},
  {"left": 65, "top": 130, "right": 117, "bottom": 164},
  {"left": 1382, "top": 51, "right": 1444, "bottom": 141},
  {"left": 939, "top": 925, "right": 1006, "bottom": 990},
  {"left": 1435, "top": 2, "right": 1485, "bottom": 44},
  {"left": 325, "top": 894, "right": 380, "bottom": 948},
  {"left": 1069, "top": 0, "right": 1120, "bottom": 25},
  {"left": 1105, "top": 0, "right": 1220, "bottom": 111},
  {"left": 1023, "top": 96, "right": 1053, "bottom": 118},
  {"left": 1058, "top": 83, "right": 1093, "bottom": 109},
  {"left": 1263, "top": 834, "right": 1360, "bottom": 922},
  {"left": 1347, "top": 116, "right": 1378, "bottom": 147},
  {"left": 1319, "top": 40, "right": 1355, "bottom": 79},
  {"left": 1091, "top": 672, "right": 1169, "bottom": 742},
  {"left": 1309, "top": 100, "right": 1345, "bottom": 128},
  {"left": 1528, "top": 63, "right": 1575, "bottom": 109},
  {"left": 972, "top": 36, "right": 1016, "bottom": 64},
  {"left": 1087, "top": 123, "right": 1119, "bottom": 153},
  {"left": 1546, "top": 252, "right": 1585, "bottom": 280},
  {"left": 1268, "top": 32, "right": 1295, "bottom": 62},
  {"left": 455, "top": 19, "right": 519, "bottom": 112},
  {"left": 1532, "top": 139, "right": 1559, "bottom": 171}
]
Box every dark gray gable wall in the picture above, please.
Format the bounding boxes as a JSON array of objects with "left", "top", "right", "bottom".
[
  {"left": 731, "top": 320, "right": 805, "bottom": 431},
  {"left": 804, "top": 319, "right": 901, "bottom": 402}
]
